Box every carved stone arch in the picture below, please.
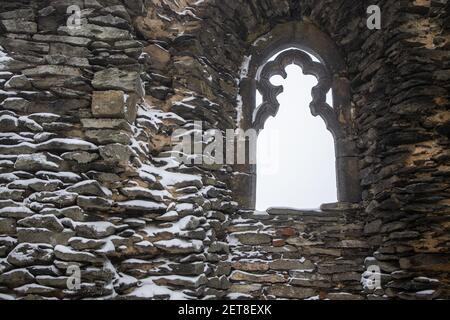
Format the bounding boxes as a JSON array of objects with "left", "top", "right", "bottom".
[
  {"left": 235, "top": 21, "right": 361, "bottom": 209},
  {"left": 253, "top": 49, "right": 342, "bottom": 140}
]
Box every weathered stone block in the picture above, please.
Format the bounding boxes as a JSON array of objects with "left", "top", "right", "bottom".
[
  {"left": 0, "top": 114, "right": 18, "bottom": 131},
  {"left": 272, "top": 239, "right": 286, "bottom": 247},
  {"left": 229, "top": 271, "right": 286, "bottom": 284},
  {"left": 17, "top": 228, "right": 75, "bottom": 246},
  {"left": 81, "top": 118, "right": 132, "bottom": 131},
  {"left": 0, "top": 188, "right": 25, "bottom": 201},
  {"left": 154, "top": 239, "right": 204, "bottom": 254},
  {"left": 229, "top": 284, "right": 262, "bottom": 294},
  {"left": 304, "top": 247, "right": 342, "bottom": 257},
  {"left": 4, "top": 75, "right": 32, "bottom": 90},
  {"left": 89, "top": 14, "right": 130, "bottom": 29},
  {"left": 77, "top": 196, "right": 113, "bottom": 212},
  {"left": 208, "top": 241, "right": 229, "bottom": 254},
  {"left": 14, "top": 153, "right": 60, "bottom": 172},
  {"left": 0, "top": 218, "right": 16, "bottom": 234},
  {"left": 0, "top": 206, "right": 34, "bottom": 219},
  {"left": 49, "top": 42, "right": 90, "bottom": 57},
  {"left": 207, "top": 275, "right": 231, "bottom": 290},
  {"left": 61, "top": 151, "right": 99, "bottom": 164},
  {"left": 143, "top": 44, "right": 171, "bottom": 70},
  {"left": 152, "top": 274, "right": 207, "bottom": 289},
  {"left": 90, "top": 91, "right": 138, "bottom": 123},
  {"left": 69, "top": 238, "right": 107, "bottom": 251},
  {"left": 0, "top": 19, "right": 37, "bottom": 34},
  {"left": 364, "top": 219, "right": 382, "bottom": 234},
  {"left": 85, "top": 129, "right": 131, "bottom": 145},
  {"left": 92, "top": 68, "right": 143, "bottom": 94},
  {"left": 332, "top": 272, "right": 362, "bottom": 282},
  {"left": 267, "top": 285, "right": 316, "bottom": 299},
  {"left": 99, "top": 143, "right": 133, "bottom": 164},
  {"left": 22, "top": 65, "right": 82, "bottom": 77},
  {"left": 8, "top": 178, "right": 62, "bottom": 192},
  {"left": 36, "top": 276, "right": 70, "bottom": 289},
  {"left": 0, "top": 269, "right": 35, "bottom": 288},
  {"left": 58, "top": 24, "right": 131, "bottom": 41},
  {"left": 0, "top": 9, "right": 35, "bottom": 20},
  {"left": 28, "top": 190, "right": 78, "bottom": 207},
  {"left": 290, "top": 273, "right": 331, "bottom": 288},
  {"left": 0, "top": 97, "right": 31, "bottom": 112},
  {"left": 327, "top": 293, "right": 364, "bottom": 300},
  {"left": 73, "top": 221, "right": 116, "bottom": 239},
  {"left": 67, "top": 180, "right": 112, "bottom": 198},
  {"left": 269, "top": 259, "right": 315, "bottom": 271},
  {"left": 54, "top": 245, "right": 103, "bottom": 264},
  {"left": 235, "top": 233, "right": 272, "bottom": 245},
  {"left": 168, "top": 262, "right": 206, "bottom": 276},
  {"left": 318, "top": 262, "right": 363, "bottom": 275},
  {"left": 277, "top": 227, "right": 298, "bottom": 237},
  {"left": 32, "top": 34, "right": 91, "bottom": 46},
  {"left": 37, "top": 138, "right": 98, "bottom": 152},
  {"left": 7, "top": 243, "right": 54, "bottom": 267},
  {"left": 18, "top": 214, "right": 64, "bottom": 232},
  {"left": 232, "top": 261, "right": 269, "bottom": 272}
]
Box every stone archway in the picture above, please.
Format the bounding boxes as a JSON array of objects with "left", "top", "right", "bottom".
[
  {"left": 0, "top": 0, "right": 448, "bottom": 301},
  {"left": 236, "top": 21, "right": 361, "bottom": 210}
]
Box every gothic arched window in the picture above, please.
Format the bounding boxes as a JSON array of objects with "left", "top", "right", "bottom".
[{"left": 235, "top": 21, "right": 361, "bottom": 210}]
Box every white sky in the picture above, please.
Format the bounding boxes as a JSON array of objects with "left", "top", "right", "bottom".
[{"left": 256, "top": 63, "right": 337, "bottom": 210}]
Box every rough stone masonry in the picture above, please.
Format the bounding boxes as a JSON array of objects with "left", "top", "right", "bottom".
[{"left": 0, "top": 0, "right": 449, "bottom": 300}]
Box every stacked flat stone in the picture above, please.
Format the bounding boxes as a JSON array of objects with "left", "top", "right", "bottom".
[
  {"left": 226, "top": 205, "right": 363, "bottom": 300},
  {"left": 0, "top": 0, "right": 237, "bottom": 300},
  {"left": 0, "top": 0, "right": 449, "bottom": 300}
]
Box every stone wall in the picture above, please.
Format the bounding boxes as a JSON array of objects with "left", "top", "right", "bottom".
[
  {"left": 227, "top": 204, "right": 371, "bottom": 300},
  {"left": 0, "top": 0, "right": 449, "bottom": 300},
  {"left": 0, "top": 0, "right": 238, "bottom": 300}
]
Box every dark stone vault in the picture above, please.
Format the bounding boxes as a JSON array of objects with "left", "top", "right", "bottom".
[{"left": 0, "top": 0, "right": 449, "bottom": 300}]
